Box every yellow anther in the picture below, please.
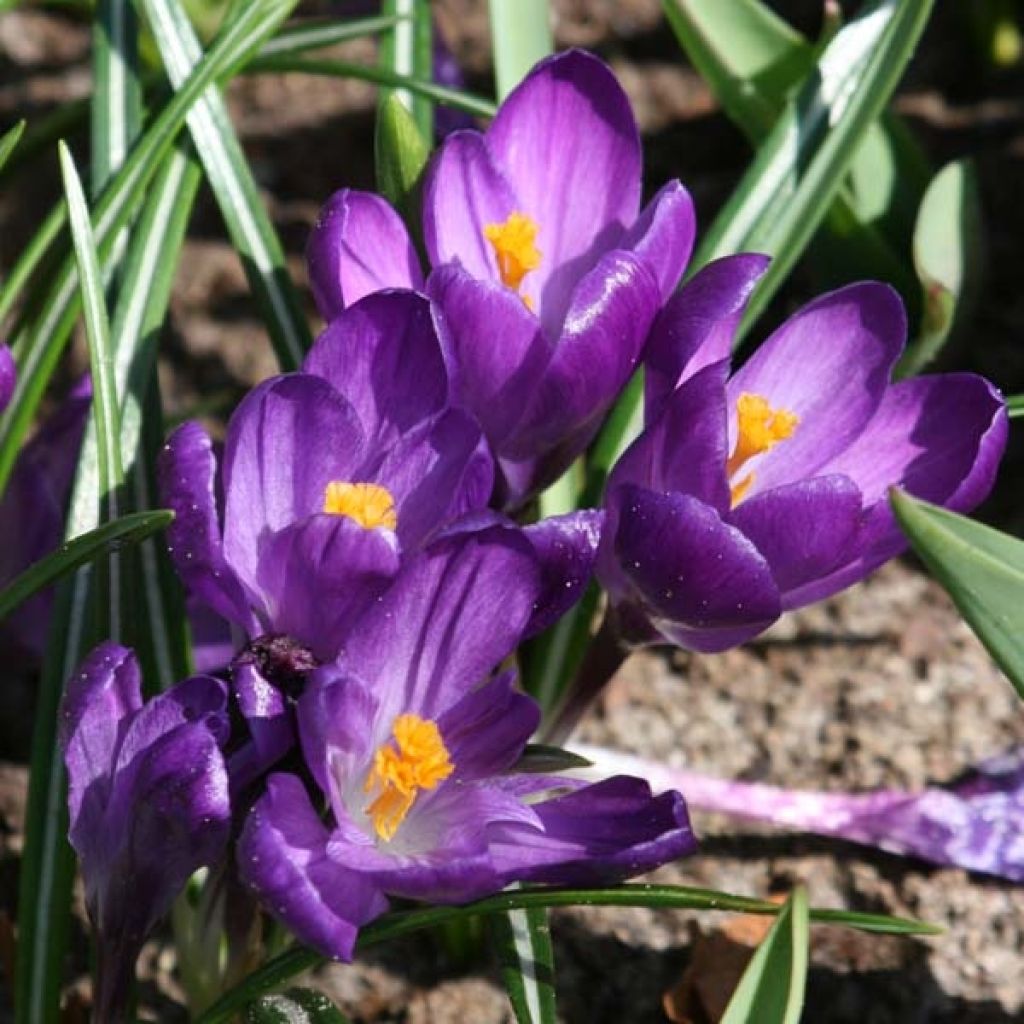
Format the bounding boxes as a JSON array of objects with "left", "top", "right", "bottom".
[
  {"left": 726, "top": 392, "right": 799, "bottom": 506},
  {"left": 364, "top": 714, "right": 454, "bottom": 842},
  {"left": 484, "top": 212, "right": 541, "bottom": 299},
  {"left": 323, "top": 481, "right": 397, "bottom": 531}
]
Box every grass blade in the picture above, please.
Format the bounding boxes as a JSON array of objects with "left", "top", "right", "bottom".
[
  {"left": 0, "top": 0, "right": 298, "bottom": 497},
  {"left": 140, "top": 0, "right": 310, "bottom": 370},
  {"left": 0, "top": 509, "right": 171, "bottom": 623},
  {"left": 259, "top": 14, "right": 403, "bottom": 58},
  {"left": 720, "top": 886, "right": 809, "bottom": 1024},
  {"left": 488, "top": 901, "right": 557, "bottom": 1024},
  {"left": 488, "top": 0, "right": 553, "bottom": 100},
  {"left": 196, "top": 884, "right": 936, "bottom": 1022},
  {"left": 379, "top": 0, "right": 434, "bottom": 139},
  {"left": 892, "top": 490, "right": 1024, "bottom": 699},
  {"left": 0, "top": 119, "right": 25, "bottom": 173}
]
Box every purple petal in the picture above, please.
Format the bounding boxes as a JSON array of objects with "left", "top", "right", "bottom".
[
  {"left": 158, "top": 422, "right": 256, "bottom": 632},
  {"left": 427, "top": 263, "right": 550, "bottom": 449},
  {"left": 436, "top": 670, "right": 539, "bottom": 780},
  {"left": 611, "top": 484, "right": 780, "bottom": 652},
  {"left": 726, "top": 282, "right": 906, "bottom": 494},
  {"left": 238, "top": 773, "right": 388, "bottom": 960},
  {"left": 489, "top": 775, "right": 696, "bottom": 886},
  {"left": 522, "top": 509, "right": 604, "bottom": 637},
  {"left": 228, "top": 662, "right": 295, "bottom": 791},
  {"left": 0, "top": 345, "right": 14, "bottom": 411},
  {"left": 221, "top": 375, "right": 365, "bottom": 591},
  {"left": 487, "top": 50, "right": 641, "bottom": 332},
  {"left": 306, "top": 189, "right": 423, "bottom": 319},
  {"left": 303, "top": 291, "right": 449, "bottom": 453},
  {"left": 644, "top": 254, "right": 770, "bottom": 422},
  {"left": 618, "top": 180, "right": 696, "bottom": 302},
  {"left": 508, "top": 252, "right": 660, "bottom": 468},
  {"left": 376, "top": 408, "right": 494, "bottom": 550},
  {"left": 340, "top": 526, "right": 540, "bottom": 724},
  {"left": 423, "top": 130, "right": 519, "bottom": 282},
  {"left": 730, "top": 475, "right": 864, "bottom": 599},
  {"left": 255, "top": 515, "right": 399, "bottom": 660}
]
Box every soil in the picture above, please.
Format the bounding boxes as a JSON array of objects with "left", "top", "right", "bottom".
[{"left": 0, "top": 1, "right": 1022, "bottom": 1022}]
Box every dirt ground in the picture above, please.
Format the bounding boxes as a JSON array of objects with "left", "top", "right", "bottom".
[{"left": 0, "top": 1, "right": 1022, "bottom": 1021}]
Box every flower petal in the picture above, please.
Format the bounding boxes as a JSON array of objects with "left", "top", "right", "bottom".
[
  {"left": 255, "top": 515, "right": 400, "bottom": 660},
  {"left": 306, "top": 189, "right": 423, "bottom": 319},
  {"left": 238, "top": 773, "right": 388, "bottom": 961},
  {"left": 522, "top": 509, "right": 604, "bottom": 637},
  {"left": 727, "top": 282, "right": 906, "bottom": 493},
  {"left": 158, "top": 422, "right": 256, "bottom": 632},
  {"left": 427, "top": 262, "right": 551, "bottom": 449},
  {"left": 486, "top": 50, "right": 641, "bottom": 331},
  {"left": 341, "top": 526, "right": 540, "bottom": 725},
  {"left": 618, "top": 179, "right": 696, "bottom": 302},
  {"left": 303, "top": 291, "right": 449, "bottom": 453},
  {"left": 423, "top": 130, "right": 520, "bottom": 282},
  {"left": 221, "top": 375, "right": 365, "bottom": 591},
  {"left": 0, "top": 345, "right": 14, "bottom": 411},
  {"left": 644, "top": 254, "right": 769, "bottom": 422},
  {"left": 489, "top": 775, "right": 696, "bottom": 886},
  {"left": 228, "top": 662, "right": 295, "bottom": 792},
  {"left": 612, "top": 484, "right": 780, "bottom": 652},
  {"left": 730, "top": 475, "right": 864, "bottom": 598}
]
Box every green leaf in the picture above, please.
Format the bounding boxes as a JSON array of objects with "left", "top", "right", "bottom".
[
  {"left": 897, "top": 159, "right": 983, "bottom": 377},
  {"left": 375, "top": 92, "right": 431, "bottom": 236},
  {"left": 0, "top": 510, "right": 172, "bottom": 623},
  {"left": 1007, "top": 394, "right": 1024, "bottom": 419},
  {"left": 891, "top": 490, "right": 1024, "bottom": 699},
  {"left": 720, "top": 886, "right": 809, "bottom": 1024},
  {"left": 379, "top": 0, "right": 434, "bottom": 140},
  {"left": 246, "top": 989, "right": 351, "bottom": 1024},
  {"left": 489, "top": 902, "right": 557, "bottom": 1024},
  {"left": 247, "top": 54, "right": 497, "bottom": 118},
  {"left": 0, "top": 119, "right": 25, "bottom": 172},
  {"left": 0, "top": 0, "right": 298, "bottom": 497},
  {"left": 139, "top": 0, "right": 311, "bottom": 370},
  {"left": 694, "top": 0, "right": 936, "bottom": 333},
  {"left": 196, "top": 884, "right": 937, "bottom": 1022},
  {"left": 512, "top": 744, "right": 592, "bottom": 773},
  {"left": 488, "top": 0, "right": 553, "bottom": 100},
  {"left": 259, "top": 13, "right": 403, "bottom": 58}
]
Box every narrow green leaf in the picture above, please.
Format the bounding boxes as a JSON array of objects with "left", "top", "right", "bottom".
[
  {"left": 0, "top": 119, "right": 25, "bottom": 172},
  {"left": 379, "top": 0, "right": 434, "bottom": 139},
  {"left": 246, "top": 989, "right": 351, "bottom": 1023},
  {"left": 489, "top": 901, "right": 557, "bottom": 1024},
  {"left": 897, "top": 159, "right": 983, "bottom": 377},
  {"left": 1007, "top": 394, "right": 1024, "bottom": 418},
  {"left": 488, "top": 0, "right": 553, "bottom": 100},
  {"left": 891, "top": 490, "right": 1024, "bottom": 699},
  {"left": 247, "top": 55, "right": 497, "bottom": 118},
  {"left": 196, "top": 884, "right": 936, "bottom": 1022},
  {"left": 259, "top": 13, "right": 402, "bottom": 57},
  {"left": 720, "top": 886, "right": 809, "bottom": 1024},
  {"left": 0, "top": 510, "right": 172, "bottom": 623},
  {"left": 374, "top": 92, "right": 431, "bottom": 236},
  {"left": 140, "top": 0, "right": 310, "bottom": 370},
  {"left": 0, "top": 0, "right": 298, "bottom": 496},
  {"left": 512, "top": 744, "right": 592, "bottom": 773},
  {"left": 695, "top": 0, "right": 936, "bottom": 332}
]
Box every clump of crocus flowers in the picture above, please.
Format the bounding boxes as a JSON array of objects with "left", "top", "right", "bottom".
[{"left": 55, "top": 50, "right": 1009, "bottom": 1019}]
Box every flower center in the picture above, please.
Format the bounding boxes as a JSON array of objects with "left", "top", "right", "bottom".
[
  {"left": 726, "top": 392, "right": 799, "bottom": 506},
  {"left": 364, "top": 714, "right": 454, "bottom": 842},
  {"left": 484, "top": 211, "right": 541, "bottom": 308},
  {"left": 323, "top": 481, "right": 397, "bottom": 530}
]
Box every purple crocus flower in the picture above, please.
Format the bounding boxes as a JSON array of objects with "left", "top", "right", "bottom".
[
  {"left": 307, "top": 50, "right": 696, "bottom": 507},
  {"left": 238, "top": 527, "right": 695, "bottom": 960},
  {"left": 575, "top": 743, "right": 1024, "bottom": 882},
  {"left": 158, "top": 290, "right": 493, "bottom": 666},
  {"left": 0, "top": 344, "right": 14, "bottom": 411},
  {"left": 60, "top": 643, "right": 230, "bottom": 1020},
  {"left": 597, "top": 256, "right": 1008, "bottom": 652}
]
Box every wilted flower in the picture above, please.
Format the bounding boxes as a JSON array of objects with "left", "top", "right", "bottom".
[
  {"left": 238, "top": 527, "right": 695, "bottom": 959},
  {"left": 598, "top": 257, "right": 1008, "bottom": 652},
  {"left": 307, "top": 50, "right": 696, "bottom": 507},
  {"left": 60, "top": 643, "right": 230, "bottom": 1020},
  {"left": 576, "top": 743, "right": 1024, "bottom": 882}
]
